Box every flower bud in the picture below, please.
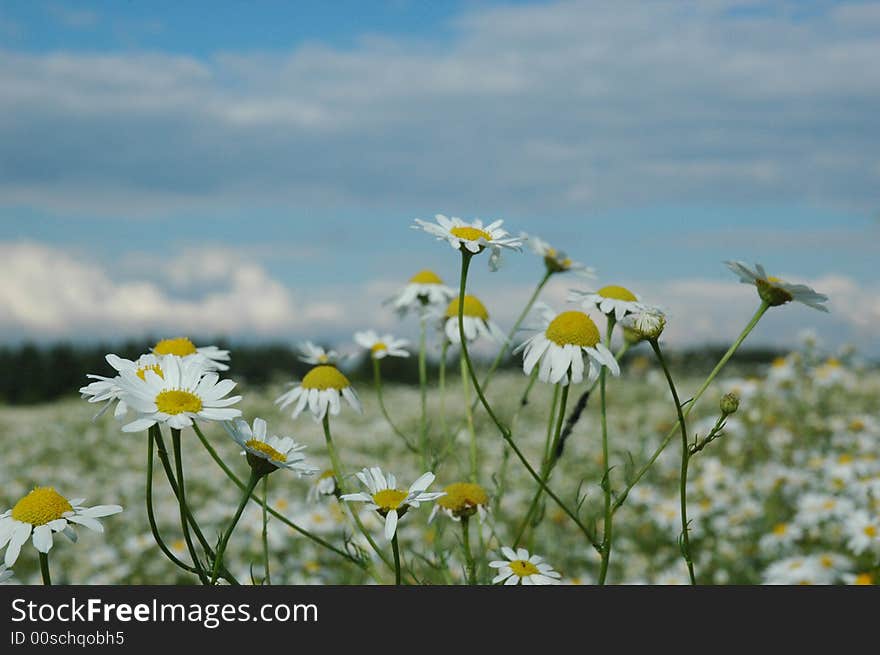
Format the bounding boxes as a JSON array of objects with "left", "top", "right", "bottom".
[
  {"left": 720, "top": 392, "right": 740, "bottom": 416},
  {"left": 620, "top": 307, "right": 666, "bottom": 341}
]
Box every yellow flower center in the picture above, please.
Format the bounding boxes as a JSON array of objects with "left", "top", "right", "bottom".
[
  {"left": 445, "top": 295, "right": 489, "bottom": 320},
  {"left": 301, "top": 365, "right": 350, "bottom": 390},
  {"left": 849, "top": 420, "right": 866, "bottom": 432},
  {"left": 820, "top": 555, "right": 835, "bottom": 569},
  {"left": 11, "top": 487, "right": 73, "bottom": 526},
  {"left": 598, "top": 285, "right": 637, "bottom": 301},
  {"left": 245, "top": 439, "right": 286, "bottom": 463},
  {"left": 864, "top": 525, "right": 877, "bottom": 538},
  {"left": 371, "top": 342, "right": 388, "bottom": 355},
  {"left": 546, "top": 311, "right": 601, "bottom": 347},
  {"left": 155, "top": 389, "right": 203, "bottom": 415},
  {"left": 509, "top": 559, "right": 540, "bottom": 577},
  {"left": 450, "top": 226, "right": 491, "bottom": 242},
  {"left": 153, "top": 337, "right": 198, "bottom": 357},
  {"left": 410, "top": 269, "right": 444, "bottom": 284},
  {"left": 372, "top": 489, "right": 408, "bottom": 512},
  {"left": 854, "top": 573, "right": 873, "bottom": 585},
  {"left": 824, "top": 358, "right": 841, "bottom": 369},
  {"left": 838, "top": 454, "right": 854, "bottom": 464},
  {"left": 319, "top": 470, "right": 334, "bottom": 480},
  {"left": 438, "top": 482, "right": 488, "bottom": 513},
  {"left": 756, "top": 277, "right": 793, "bottom": 305},
  {"left": 772, "top": 523, "right": 788, "bottom": 536},
  {"left": 772, "top": 357, "right": 787, "bottom": 368},
  {"left": 136, "top": 364, "right": 164, "bottom": 381}
]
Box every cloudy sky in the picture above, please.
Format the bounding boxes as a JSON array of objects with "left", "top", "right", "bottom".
[{"left": 1, "top": 0, "right": 878, "bottom": 354}]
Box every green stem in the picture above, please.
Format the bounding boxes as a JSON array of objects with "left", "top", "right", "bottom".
[
  {"left": 597, "top": 315, "right": 616, "bottom": 585},
  {"left": 39, "top": 552, "right": 51, "bottom": 585},
  {"left": 211, "top": 470, "right": 261, "bottom": 585},
  {"left": 461, "top": 515, "right": 476, "bottom": 585},
  {"left": 651, "top": 339, "right": 696, "bottom": 585},
  {"left": 461, "top": 347, "right": 479, "bottom": 483},
  {"left": 456, "top": 251, "right": 601, "bottom": 552},
  {"left": 612, "top": 301, "right": 770, "bottom": 515},
  {"left": 262, "top": 476, "right": 271, "bottom": 585},
  {"left": 391, "top": 533, "right": 402, "bottom": 585},
  {"left": 373, "top": 358, "right": 418, "bottom": 453},
  {"left": 171, "top": 428, "right": 209, "bottom": 584},
  {"left": 419, "top": 314, "right": 430, "bottom": 470}
]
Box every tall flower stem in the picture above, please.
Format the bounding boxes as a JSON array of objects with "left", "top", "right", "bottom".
[
  {"left": 418, "top": 313, "right": 430, "bottom": 469},
  {"left": 211, "top": 470, "right": 261, "bottom": 585},
  {"left": 438, "top": 340, "right": 450, "bottom": 454},
  {"left": 39, "top": 552, "right": 51, "bottom": 586},
  {"left": 461, "top": 348, "right": 479, "bottom": 483},
  {"left": 262, "top": 475, "right": 272, "bottom": 585},
  {"left": 456, "top": 251, "right": 601, "bottom": 552},
  {"left": 373, "top": 358, "right": 418, "bottom": 454},
  {"left": 651, "top": 339, "right": 696, "bottom": 585},
  {"left": 391, "top": 533, "right": 402, "bottom": 585},
  {"left": 597, "top": 316, "right": 616, "bottom": 585},
  {"left": 612, "top": 301, "right": 770, "bottom": 515},
  {"left": 171, "top": 428, "right": 209, "bottom": 585},
  {"left": 461, "top": 515, "right": 476, "bottom": 585}
]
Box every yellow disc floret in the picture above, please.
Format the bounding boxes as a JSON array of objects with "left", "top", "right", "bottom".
[
  {"left": 438, "top": 482, "right": 488, "bottom": 516},
  {"left": 372, "top": 489, "right": 408, "bottom": 512},
  {"left": 155, "top": 389, "right": 203, "bottom": 415},
  {"left": 509, "top": 559, "right": 540, "bottom": 577},
  {"left": 136, "top": 364, "right": 164, "bottom": 381},
  {"left": 598, "top": 285, "right": 638, "bottom": 302},
  {"left": 11, "top": 487, "right": 73, "bottom": 526},
  {"left": 153, "top": 337, "right": 198, "bottom": 357},
  {"left": 301, "top": 365, "right": 351, "bottom": 391},
  {"left": 410, "top": 270, "right": 444, "bottom": 284},
  {"left": 545, "top": 311, "right": 601, "bottom": 347},
  {"left": 445, "top": 295, "right": 489, "bottom": 320},
  {"left": 450, "top": 226, "right": 491, "bottom": 242},
  {"left": 371, "top": 342, "right": 388, "bottom": 355},
  {"left": 246, "top": 439, "right": 286, "bottom": 463}
]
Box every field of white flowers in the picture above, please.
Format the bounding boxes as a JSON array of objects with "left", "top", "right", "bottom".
[{"left": 2, "top": 339, "right": 876, "bottom": 585}]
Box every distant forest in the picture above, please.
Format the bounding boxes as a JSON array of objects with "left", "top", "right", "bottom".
[{"left": 0, "top": 339, "right": 794, "bottom": 406}]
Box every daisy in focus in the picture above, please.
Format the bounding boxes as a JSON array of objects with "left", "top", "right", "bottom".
[
  {"left": 276, "top": 365, "right": 362, "bottom": 422},
  {"left": 389, "top": 270, "right": 455, "bottom": 315},
  {"left": 725, "top": 261, "right": 829, "bottom": 312},
  {"left": 429, "top": 482, "right": 489, "bottom": 522},
  {"left": 224, "top": 417, "right": 317, "bottom": 478},
  {"left": 515, "top": 305, "right": 620, "bottom": 385},
  {"left": 489, "top": 547, "right": 561, "bottom": 585},
  {"left": 340, "top": 467, "right": 444, "bottom": 540},
  {"left": 152, "top": 337, "right": 231, "bottom": 371},
  {"left": 570, "top": 285, "right": 644, "bottom": 321},
  {"left": 521, "top": 232, "right": 595, "bottom": 277},
  {"left": 298, "top": 341, "right": 341, "bottom": 366},
  {"left": 116, "top": 355, "right": 242, "bottom": 432},
  {"left": 442, "top": 295, "right": 506, "bottom": 344},
  {"left": 354, "top": 331, "right": 410, "bottom": 360},
  {"left": 413, "top": 214, "right": 522, "bottom": 270},
  {"left": 80, "top": 352, "right": 166, "bottom": 419},
  {"left": 0, "top": 487, "right": 122, "bottom": 567}
]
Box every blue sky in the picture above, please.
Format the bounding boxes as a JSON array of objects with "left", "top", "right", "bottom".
[{"left": 1, "top": 1, "right": 878, "bottom": 354}]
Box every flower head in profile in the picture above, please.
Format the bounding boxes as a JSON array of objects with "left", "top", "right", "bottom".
[
  {"left": 0, "top": 487, "right": 122, "bottom": 567},
  {"left": 619, "top": 306, "right": 667, "bottom": 342},
  {"left": 515, "top": 305, "right": 619, "bottom": 385},
  {"left": 413, "top": 215, "right": 522, "bottom": 271},
  {"left": 152, "top": 337, "right": 231, "bottom": 371},
  {"left": 442, "top": 295, "right": 506, "bottom": 344},
  {"left": 354, "top": 331, "right": 410, "bottom": 360},
  {"left": 521, "top": 233, "right": 595, "bottom": 277},
  {"left": 275, "top": 365, "right": 362, "bottom": 422},
  {"left": 725, "top": 261, "right": 829, "bottom": 312},
  {"left": 340, "top": 467, "right": 444, "bottom": 540},
  {"left": 569, "top": 285, "right": 644, "bottom": 321},
  {"left": 116, "top": 355, "right": 242, "bottom": 432},
  {"left": 389, "top": 270, "right": 456, "bottom": 315},
  {"left": 224, "top": 418, "right": 317, "bottom": 478},
  {"left": 429, "top": 482, "right": 489, "bottom": 522},
  {"left": 489, "top": 547, "right": 561, "bottom": 585},
  {"left": 307, "top": 470, "right": 339, "bottom": 503},
  {"left": 80, "top": 353, "right": 166, "bottom": 419},
  {"left": 298, "top": 341, "right": 341, "bottom": 366}
]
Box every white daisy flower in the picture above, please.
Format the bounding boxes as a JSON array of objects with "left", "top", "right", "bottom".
[
  {"left": 0, "top": 564, "right": 14, "bottom": 584},
  {"left": 515, "top": 306, "right": 620, "bottom": 385},
  {"left": 224, "top": 418, "right": 318, "bottom": 477},
  {"left": 80, "top": 353, "right": 166, "bottom": 419},
  {"left": 725, "top": 261, "right": 829, "bottom": 311},
  {"left": 152, "top": 337, "right": 231, "bottom": 371},
  {"left": 116, "top": 355, "right": 242, "bottom": 432},
  {"left": 845, "top": 511, "right": 880, "bottom": 556},
  {"left": 569, "top": 284, "right": 645, "bottom": 321},
  {"left": 340, "top": 467, "right": 445, "bottom": 540},
  {"left": 413, "top": 214, "right": 523, "bottom": 271},
  {"left": 307, "top": 470, "right": 338, "bottom": 503},
  {"left": 354, "top": 330, "right": 410, "bottom": 360},
  {"left": 298, "top": 341, "right": 341, "bottom": 366},
  {"left": 389, "top": 270, "right": 456, "bottom": 315},
  {"left": 442, "top": 295, "right": 506, "bottom": 344},
  {"left": 428, "top": 482, "right": 489, "bottom": 523},
  {"left": 521, "top": 232, "right": 595, "bottom": 277},
  {"left": 275, "top": 365, "right": 362, "bottom": 422},
  {"left": 0, "top": 487, "right": 122, "bottom": 567},
  {"left": 489, "top": 547, "right": 561, "bottom": 585}
]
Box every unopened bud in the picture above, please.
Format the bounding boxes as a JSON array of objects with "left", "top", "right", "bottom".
[{"left": 720, "top": 392, "right": 740, "bottom": 416}]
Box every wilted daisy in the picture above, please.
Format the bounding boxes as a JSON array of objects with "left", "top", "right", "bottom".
[
  {"left": 307, "top": 470, "right": 338, "bottom": 503},
  {"left": 80, "top": 353, "right": 166, "bottom": 419},
  {"left": 299, "top": 341, "right": 341, "bottom": 366},
  {"left": 429, "top": 482, "right": 489, "bottom": 522},
  {"left": 354, "top": 331, "right": 410, "bottom": 360},
  {"left": 515, "top": 306, "right": 620, "bottom": 385},
  {"left": 116, "top": 355, "right": 242, "bottom": 432},
  {"left": 521, "top": 233, "right": 595, "bottom": 277},
  {"left": 0, "top": 564, "right": 13, "bottom": 584},
  {"left": 725, "top": 261, "right": 829, "bottom": 312},
  {"left": 224, "top": 418, "right": 317, "bottom": 478},
  {"left": 0, "top": 487, "right": 122, "bottom": 567},
  {"left": 489, "top": 547, "right": 561, "bottom": 585},
  {"left": 390, "top": 270, "right": 455, "bottom": 315},
  {"left": 152, "top": 337, "right": 231, "bottom": 371},
  {"left": 442, "top": 295, "right": 506, "bottom": 344},
  {"left": 340, "top": 467, "right": 444, "bottom": 540},
  {"left": 570, "top": 285, "right": 644, "bottom": 320},
  {"left": 413, "top": 214, "right": 522, "bottom": 270},
  {"left": 275, "top": 365, "right": 362, "bottom": 422}
]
